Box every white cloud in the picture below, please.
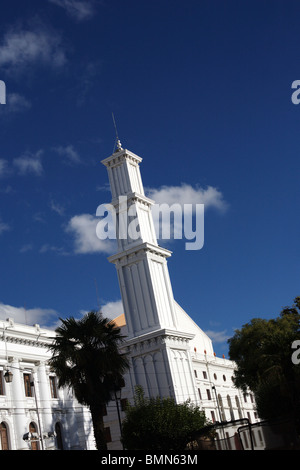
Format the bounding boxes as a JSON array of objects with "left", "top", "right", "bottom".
[
  {"left": 100, "top": 300, "right": 124, "bottom": 320},
  {"left": 66, "top": 213, "right": 116, "bottom": 254},
  {"left": 48, "top": 0, "right": 96, "bottom": 21},
  {"left": 54, "top": 145, "right": 82, "bottom": 165},
  {"left": 13, "top": 150, "right": 43, "bottom": 176},
  {"left": 0, "top": 23, "right": 66, "bottom": 73},
  {"left": 0, "top": 302, "right": 60, "bottom": 329},
  {"left": 146, "top": 183, "right": 228, "bottom": 213},
  {"left": 146, "top": 183, "right": 228, "bottom": 244}
]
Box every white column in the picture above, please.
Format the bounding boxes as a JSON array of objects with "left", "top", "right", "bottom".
[
  {"left": 36, "top": 363, "right": 53, "bottom": 438},
  {"left": 10, "top": 358, "right": 28, "bottom": 450}
]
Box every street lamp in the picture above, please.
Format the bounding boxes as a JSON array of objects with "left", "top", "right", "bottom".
[{"left": 4, "top": 369, "right": 13, "bottom": 383}]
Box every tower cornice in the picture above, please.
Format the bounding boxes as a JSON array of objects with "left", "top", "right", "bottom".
[
  {"left": 108, "top": 241, "right": 172, "bottom": 265},
  {"left": 101, "top": 148, "right": 142, "bottom": 168},
  {"left": 110, "top": 191, "right": 155, "bottom": 210}
]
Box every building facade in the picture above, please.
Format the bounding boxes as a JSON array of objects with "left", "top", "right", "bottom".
[
  {"left": 0, "top": 318, "right": 96, "bottom": 450},
  {"left": 101, "top": 141, "right": 260, "bottom": 449}
]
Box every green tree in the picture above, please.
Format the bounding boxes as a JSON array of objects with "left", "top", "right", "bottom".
[
  {"left": 121, "top": 386, "right": 210, "bottom": 451},
  {"left": 228, "top": 297, "right": 300, "bottom": 427},
  {"left": 48, "top": 311, "right": 129, "bottom": 451}
]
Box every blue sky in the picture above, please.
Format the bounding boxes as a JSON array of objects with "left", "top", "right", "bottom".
[{"left": 0, "top": 0, "right": 300, "bottom": 357}]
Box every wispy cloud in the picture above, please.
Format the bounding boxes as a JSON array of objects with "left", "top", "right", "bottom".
[
  {"left": 204, "top": 329, "right": 230, "bottom": 344},
  {"left": 19, "top": 243, "right": 33, "bottom": 253},
  {"left": 0, "top": 159, "right": 9, "bottom": 178},
  {"left": 0, "top": 219, "right": 10, "bottom": 235},
  {"left": 13, "top": 150, "right": 43, "bottom": 176},
  {"left": 0, "top": 92, "right": 32, "bottom": 117},
  {"left": 7, "top": 93, "right": 31, "bottom": 112},
  {"left": 48, "top": 0, "right": 97, "bottom": 22},
  {"left": 0, "top": 22, "right": 66, "bottom": 74},
  {"left": 49, "top": 199, "right": 65, "bottom": 216},
  {"left": 53, "top": 145, "right": 82, "bottom": 165},
  {"left": 39, "top": 244, "right": 67, "bottom": 255}
]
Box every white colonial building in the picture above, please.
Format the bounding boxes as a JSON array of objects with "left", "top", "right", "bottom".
[
  {"left": 0, "top": 139, "right": 260, "bottom": 451},
  {"left": 0, "top": 318, "right": 96, "bottom": 450},
  {"left": 101, "top": 140, "right": 260, "bottom": 449}
]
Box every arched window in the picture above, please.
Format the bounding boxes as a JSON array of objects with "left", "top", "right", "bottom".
[
  {"left": 218, "top": 394, "right": 226, "bottom": 421},
  {"left": 0, "top": 422, "right": 9, "bottom": 450},
  {"left": 55, "top": 422, "right": 64, "bottom": 450},
  {"left": 227, "top": 394, "right": 235, "bottom": 420},
  {"left": 29, "top": 422, "right": 39, "bottom": 451},
  {"left": 235, "top": 395, "right": 243, "bottom": 419}
]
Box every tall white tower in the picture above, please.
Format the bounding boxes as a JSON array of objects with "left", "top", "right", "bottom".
[{"left": 101, "top": 140, "right": 198, "bottom": 403}]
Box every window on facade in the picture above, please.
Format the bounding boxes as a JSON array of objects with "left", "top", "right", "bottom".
[
  {"left": 211, "top": 410, "right": 216, "bottom": 423},
  {"left": 198, "top": 388, "right": 202, "bottom": 400},
  {"left": 202, "top": 371, "right": 207, "bottom": 379},
  {"left": 194, "top": 370, "right": 197, "bottom": 378},
  {"left": 50, "top": 376, "right": 58, "bottom": 398},
  {"left": 227, "top": 395, "right": 234, "bottom": 421},
  {"left": 235, "top": 395, "right": 243, "bottom": 419},
  {"left": 55, "top": 422, "right": 64, "bottom": 450},
  {"left": 0, "top": 371, "right": 4, "bottom": 396},
  {"left": 24, "top": 374, "right": 32, "bottom": 397},
  {"left": 29, "top": 422, "right": 39, "bottom": 451},
  {"left": 206, "top": 389, "right": 211, "bottom": 400},
  {"left": 218, "top": 394, "right": 226, "bottom": 421},
  {"left": 0, "top": 422, "right": 9, "bottom": 450}
]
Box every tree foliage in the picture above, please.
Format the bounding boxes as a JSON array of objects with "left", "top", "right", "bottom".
[
  {"left": 121, "top": 386, "right": 210, "bottom": 451},
  {"left": 228, "top": 297, "right": 300, "bottom": 426},
  {"left": 48, "top": 311, "right": 129, "bottom": 451}
]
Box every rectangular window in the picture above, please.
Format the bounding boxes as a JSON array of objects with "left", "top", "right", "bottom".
[
  {"left": 50, "top": 376, "right": 58, "bottom": 398},
  {"left": 202, "top": 371, "right": 208, "bottom": 379},
  {"left": 206, "top": 389, "right": 211, "bottom": 400},
  {"left": 24, "top": 373, "right": 32, "bottom": 397},
  {"left": 211, "top": 410, "right": 216, "bottom": 423}
]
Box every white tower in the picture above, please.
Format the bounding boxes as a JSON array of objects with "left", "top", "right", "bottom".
[{"left": 101, "top": 141, "right": 198, "bottom": 403}]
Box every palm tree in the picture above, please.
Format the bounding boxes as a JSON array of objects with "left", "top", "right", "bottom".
[{"left": 48, "top": 311, "right": 129, "bottom": 451}]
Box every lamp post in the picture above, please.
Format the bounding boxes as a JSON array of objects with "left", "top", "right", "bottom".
[
  {"left": 30, "top": 380, "right": 44, "bottom": 450},
  {"left": 114, "top": 385, "right": 124, "bottom": 449}
]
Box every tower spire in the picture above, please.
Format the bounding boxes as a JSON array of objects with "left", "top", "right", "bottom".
[{"left": 112, "top": 112, "right": 123, "bottom": 152}]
